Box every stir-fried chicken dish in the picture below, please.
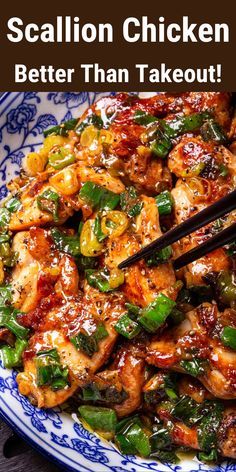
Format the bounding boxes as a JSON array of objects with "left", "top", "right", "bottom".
[{"left": 0, "top": 92, "right": 236, "bottom": 464}]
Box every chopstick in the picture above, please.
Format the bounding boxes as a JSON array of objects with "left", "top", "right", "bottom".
[
  {"left": 173, "top": 221, "right": 236, "bottom": 270},
  {"left": 118, "top": 188, "right": 236, "bottom": 269}
]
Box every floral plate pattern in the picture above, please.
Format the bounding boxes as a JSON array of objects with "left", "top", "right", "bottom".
[{"left": 0, "top": 92, "right": 235, "bottom": 472}]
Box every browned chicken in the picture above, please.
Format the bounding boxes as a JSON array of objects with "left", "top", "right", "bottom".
[
  {"left": 147, "top": 303, "right": 236, "bottom": 399},
  {"left": 156, "top": 376, "right": 236, "bottom": 459}
]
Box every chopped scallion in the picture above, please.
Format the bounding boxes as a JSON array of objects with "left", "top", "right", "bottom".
[
  {"left": 79, "top": 182, "right": 120, "bottom": 211},
  {"left": 220, "top": 326, "right": 236, "bottom": 350},
  {"left": 37, "top": 189, "right": 60, "bottom": 222},
  {"left": 78, "top": 405, "right": 117, "bottom": 432},
  {"left": 156, "top": 191, "right": 174, "bottom": 216},
  {"left": 138, "top": 293, "right": 176, "bottom": 333},
  {"left": 115, "top": 314, "right": 141, "bottom": 339}
]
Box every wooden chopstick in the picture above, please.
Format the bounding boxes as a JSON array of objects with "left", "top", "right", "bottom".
[
  {"left": 118, "top": 188, "right": 236, "bottom": 269},
  {"left": 173, "top": 221, "right": 236, "bottom": 270}
]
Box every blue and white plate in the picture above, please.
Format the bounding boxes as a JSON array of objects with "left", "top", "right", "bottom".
[{"left": 0, "top": 92, "right": 234, "bottom": 472}]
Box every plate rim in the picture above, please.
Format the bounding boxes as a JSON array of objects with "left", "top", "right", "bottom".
[{"left": 0, "top": 91, "right": 235, "bottom": 472}]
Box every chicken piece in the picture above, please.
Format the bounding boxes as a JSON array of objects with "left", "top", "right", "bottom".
[
  {"left": 147, "top": 303, "right": 236, "bottom": 399},
  {"left": 178, "top": 375, "right": 213, "bottom": 403},
  {"left": 92, "top": 92, "right": 232, "bottom": 129},
  {"left": 172, "top": 181, "right": 231, "bottom": 285},
  {"left": 105, "top": 195, "right": 176, "bottom": 307},
  {"left": 77, "top": 165, "right": 125, "bottom": 193},
  {"left": 11, "top": 232, "right": 41, "bottom": 312},
  {"left": 67, "top": 286, "right": 126, "bottom": 375},
  {"left": 181, "top": 92, "right": 232, "bottom": 128},
  {"left": 9, "top": 181, "right": 73, "bottom": 231},
  {"left": 135, "top": 195, "right": 162, "bottom": 244},
  {"left": 17, "top": 330, "right": 91, "bottom": 408},
  {"left": 0, "top": 327, "right": 14, "bottom": 346},
  {"left": 75, "top": 92, "right": 232, "bottom": 195},
  {"left": 78, "top": 93, "right": 174, "bottom": 194},
  {"left": 142, "top": 372, "right": 236, "bottom": 458},
  {"left": 169, "top": 137, "right": 236, "bottom": 285},
  {"left": 218, "top": 407, "right": 236, "bottom": 459},
  {"left": 85, "top": 344, "right": 146, "bottom": 417},
  {"left": 109, "top": 125, "right": 172, "bottom": 194},
  {"left": 11, "top": 228, "right": 80, "bottom": 312},
  {"left": 110, "top": 344, "right": 145, "bottom": 417},
  {"left": 156, "top": 377, "right": 236, "bottom": 459},
  {"left": 168, "top": 136, "right": 236, "bottom": 180},
  {"left": 178, "top": 245, "right": 230, "bottom": 287},
  {"left": 157, "top": 403, "right": 236, "bottom": 459},
  {"left": 17, "top": 285, "right": 127, "bottom": 408}
]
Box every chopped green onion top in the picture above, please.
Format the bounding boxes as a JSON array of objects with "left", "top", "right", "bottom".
[
  {"left": 0, "top": 208, "right": 11, "bottom": 230},
  {"left": 71, "top": 332, "right": 97, "bottom": 357},
  {"left": 150, "top": 426, "right": 172, "bottom": 452},
  {"left": 94, "top": 323, "right": 109, "bottom": 342},
  {"left": 125, "top": 302, "right": 141, "bottom": 317},
  {"left": 115, "top": 433, "right": 137, "bottom": 454},
  {"left": 94, "top": 216, "right": 107, "bottom": 242},
  {"left": 220, "top": 326, "right": 236, "bottom": 350},
  {"left": 171, "top": 395, "right": 206, "bottom": 426},
  {"left": 86, "top": 268, "right": 111, "bottom": 292},
  {"left": 0, "top": 285, "right": 12, "bottom": 305},
  {"left": 134, "top": 110, "right": 157, "bottom": 126},
  {"left": 218, "top": 164, "right": 229, "bottom": 178},
  {"left": 217, "top": 271, "right": 236, "bottom": 305},
  {"left": 150, "top": 130, "right": 172, "bottom": 159},
  {"left": 37, "top": 189, "right": 60, "bottom": 222},
  {"left": 86, "top": 268, "right": 124, "bottom": 293},
  {"left": 0, "top": 234, "right": 10, "bottom": 244},
  {"left": 0, "top": 307, "right": 29, "bottom": 339},
  {"left": 120, "top": 187, "right": 143, "bottom": 217},
  {"left": 44, "top": 118, "right": 78, "bottom": 137},
  {"left": 80, "top": 382, "right": 127, "bottom": 404},
  {"left": 145, "top": 246, "right": 172, "bottom": 267},
  {"left": 36, "top": 348, "right": 69, "bottom": 390},
  {"left": 156, "top": 191, "right": 174, "bottom": 216},
  {"left": 144, "top": 373, "right": 178, "bottom": 405},
  {"left": 198, "top": 449, "right": 218, "bottom": 463},
  {"left": 5, "top": 198, "right": 21, "bottom": 213},
  {"left": 136, "top": 111, "right": 210, "bottom": 137},
  {"left": 0, "top": 338, "right": 27, "bottom": 369},
  {"left": 125, "top": 423, "right": 151, "bottom": 457},
  {"left": 164, "top": 373, "right": 179, "bottom": 400},
  {"left": 200, "top": 119, "right": 228, "bottom": 144},
  {"left": 76, "top": 113, "right": 104, "bottom": 135},
  {"left": 81, "top": 384, "right": 101, "bottom": 402},
  {"left": 138, "top": 293, "right": 176, "bottom": 333},
  {"left": 37, "top": 348, "right": 59, "bottom": 359},
  {"left": 115, "top": 314, "right": 141, "bottom": 339},
  {"left": 71, "top": 323, "right": 108, "bottom": 357},
  {"left": 197, "top": 401, "right": 223, "bottom": 453},
  {"left": 166, "top": 112, "right": 210, "bottom": 136},
  {"left": 115, "top": 414, "right": 142, "bottom": 434},
  {"left": 79, "top": 182, "right": 120, "bottom": 211},
  {"left": 180, "top": 358, "right": 208, "bottom": 377},
  {"left": 115, "top": 416, "right": 151, "bottom": 457},
  {"left": 150, "top": 449, "right": 179, "bottom": 464},
  {"left": 51, "top": 227, "right": 80, "bottom": 257},
  {"left": 78, "top": 405, "right": 117, "bottom": 432}
]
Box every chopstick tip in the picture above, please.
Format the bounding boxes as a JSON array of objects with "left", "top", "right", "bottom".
[{"left": 118, "top": 261, "right": 127, "bottom": 270}]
